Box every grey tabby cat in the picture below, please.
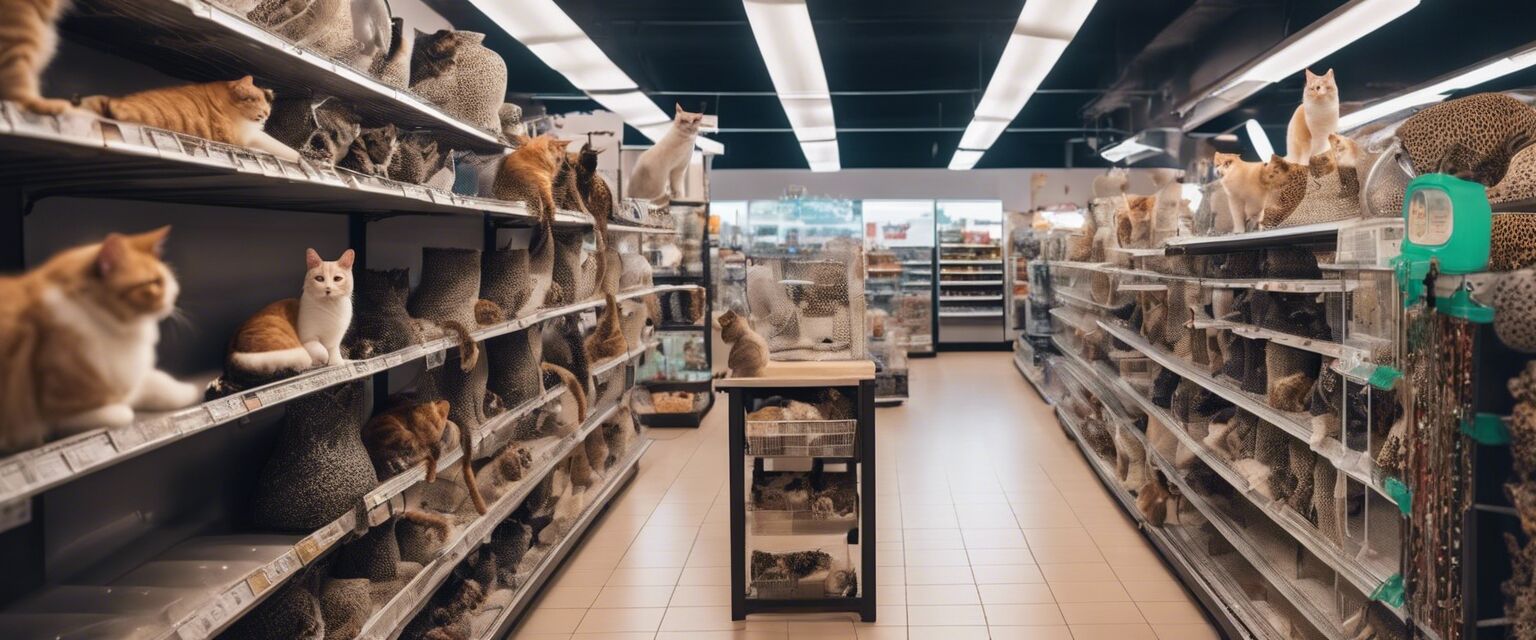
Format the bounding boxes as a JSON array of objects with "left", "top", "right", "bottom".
[
  {"left": 388, "top": 132, "right": 452, "bottom": 185},
  {"left": 339, "top": 123, "right": 398, "bottom": 177}
]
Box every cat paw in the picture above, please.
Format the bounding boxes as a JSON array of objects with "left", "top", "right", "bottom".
[
  {"left": 19, "top": 97, "right": 73, "bottom": 116},
  {"left": 304, "top": 341, "right": 329, "bottom": 365},
  {"left": 57, "top": 404, "right": 135, "bottom": 432}
]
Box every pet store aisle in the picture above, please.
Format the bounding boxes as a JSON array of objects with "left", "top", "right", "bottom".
[{"left": 507, "top": 352, "right": 1217, "bottom": 640}]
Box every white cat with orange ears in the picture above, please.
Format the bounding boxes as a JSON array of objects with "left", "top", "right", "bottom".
[
  {"left": 626, "top": 104, "right": 705, "bottom": 204},
  {"left": 1285, "top": 69, "right": 1339, "bottom": 164}
]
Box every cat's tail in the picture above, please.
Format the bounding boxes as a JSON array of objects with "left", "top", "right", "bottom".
[
  {"left": 541, "top": 362, "right": 588, "bottom": 423},
  {"left": 441, "top": 321, "right": 481, "bottom": 372},
  {"left": 398, "top": 508, "right": 454, "bottom": 540},
  {"left": 230, "top": 346, "right": 313, "bottom": 376},
  {"left": 461, "top": 421, "right": 489, "bottom": 515}
]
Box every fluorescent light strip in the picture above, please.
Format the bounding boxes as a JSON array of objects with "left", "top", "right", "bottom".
[
  {"left": 1180, "top": 0, "right": 1418, "bottom": 130},
  {"left": 743, "top": 0, "right": 839, "bottom": 172},
  {"left": 469, "top": 0, "right": 723, "bottom": 154},
  {"left": 949, "top": 0, "right": 1097, "bottom": 170},
  {"left": 1244, "top": 119, "right": 1275, "bottom": 159},
  {"left": 1338, "top": 44, "right": 1536, "bottom": 130}
]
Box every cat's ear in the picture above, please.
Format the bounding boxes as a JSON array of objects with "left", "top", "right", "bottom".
[
  {"left": 337, "top": 249, "right": 356, "bottom": 270},
  {"left": 96, "top": 233, "right": 131, "bottom": 276},
  {"left": 1269, "top": 154, "right": 1285, "bottom": 166},
  {"left": 675, "top": 103, "right": 684, "bottom": 115},
  {"left": 306, "top": 248, "right": 323, "bottom": 270},
  {"left": 232, "top": 75, "right": 255, "bottom": 89},
  {"left": 128, "top": 225, "right": 171, "bottom": 256},
  {"left": 1324, "top": 68, "right": 1334, "bottom": 79}
]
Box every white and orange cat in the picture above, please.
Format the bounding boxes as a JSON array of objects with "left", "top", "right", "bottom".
[
  {"left": 1285, "top": 69, "right": 1339, "bottom": 164},
  {"left": 0, "top": 227, "right": 202, "bottom": 453},
  {"left": 227, "top": 248, "right": 354, "bottom": 375},
  {"left": 1213, "top": 152, "right": 1267, "bottom": 233},
  {"left": 77, "top": 76, "right": 302, "bottom": 161},
  {"left": 626, "top": 104, "right": 704, "bottom": 203}
]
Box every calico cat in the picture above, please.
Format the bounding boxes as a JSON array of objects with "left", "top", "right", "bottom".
[
  {"left": 585, "top": 295, "right": 628, "bottom": 363},
  {"left": 362, "top": 398, "right": 451, "bottom": 481},
  {"left": 716, "top": 309, "right": 768, "bottom": 377},
  {"left": 626, "top": 104, "right": 704, "bottom": 203},
  {"left": 77, "top": 77, "right": 302, "bottom": 161},
  {"left": 1258, "top": 154, "right": 1308, "bottom": 228},
  {"left": 339, "top": 123, "right": 398, "bottom": 177},
  {"left": 0, "top": 227, "right": 201, "bottom": 452},
  {"left": 1213, "top": 152, "right": 1267, "bottom": 233},
  {"left": 0, "top": 0, "right": 73, "bottom": 114},
  {"left": 1285, "top": 69, "right": 1339, "bottom": 164},
  {"left": 226, "top": 248, "right": 354, "bottom": 376}
]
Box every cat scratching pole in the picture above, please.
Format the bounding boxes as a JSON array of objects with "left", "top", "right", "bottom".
[{"left": 717, "top": 360, "right": 877, "bottom": 622}]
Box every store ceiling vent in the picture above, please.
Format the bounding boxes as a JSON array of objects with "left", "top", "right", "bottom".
[{"left": 1099, "top": 128, "right": 1182, "bottom": 166}]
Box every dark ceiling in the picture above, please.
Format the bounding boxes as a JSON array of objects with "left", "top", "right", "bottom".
[{"left": 437, "top": 0, "right": 1536, "bottom": 170}]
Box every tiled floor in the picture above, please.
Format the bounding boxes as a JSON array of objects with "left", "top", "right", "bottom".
[{"left": 509, "top": 352, "right": 1220, "bottom": 640}]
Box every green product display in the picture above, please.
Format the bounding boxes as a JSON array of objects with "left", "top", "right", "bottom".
[{"left": 1394, "top": 173, "right": 1497, "bottom": 321}]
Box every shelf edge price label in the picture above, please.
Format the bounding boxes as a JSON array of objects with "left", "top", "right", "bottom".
[
  {"left": 30, "top": 454, "right": 70, "bottom": 484},
  {"left": 62, "top": 434, "right": 116, "bottom": 471},
  {"left": 206, "top": 396, "right": 247, "bottom": 423},
  {"left": 425, "top": 349, "right": 446, "bottom": 370}
]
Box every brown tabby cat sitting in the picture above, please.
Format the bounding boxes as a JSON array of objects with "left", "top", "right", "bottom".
[
  {"left": 716, "top": 309, "right": 768, "bottom": 378},
  {"left": 362, "top": 397, "right": 452, "bottom": 482},
  {"left": 77, "top": 76, "right": 303, "bottom": 161},
  {"left": 0, "top": 227, "right": 202, "bottom": 453}
]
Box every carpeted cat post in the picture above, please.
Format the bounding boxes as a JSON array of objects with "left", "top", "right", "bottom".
[
  {"left": 549, "top": 232, "right": 587, "bottom": 307},
  {"left": 488, "top": 326, "right": 544, "bottom": 410},
  {"left": 221, "top": 580, "right": 324, "bottom": 640},
  {"left": 489, "top": 519, "right": 533, "bottom": 587},
  {"left": 410, "top": 247, "right": 484, "bottom": 330},
  {"left": 333, "top": 519, "right": 401, "bottom": 582},
  {"left": 252, "top": 382, "right": 378, "bottom": 531},
  {"left": 349, "top": 268, "right": 416, "bottom": 358},
  {"left": 481, "top": 247, "right": 533, "bottom": 322},
  {"left": 320, "top": 576, "right": 371, "bottom": 640}
]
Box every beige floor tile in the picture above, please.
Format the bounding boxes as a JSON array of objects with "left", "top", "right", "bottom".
[
  {"left": 872, "top": 605, "right": 906, "bottom": 626},
  {"left": 905, "top": 627, "right": 988, "bottom": 640},
  {"left": 1038, "top": 562, "right": 1118, "bottom": 583},
  {"left": 984, "top": 625, "right": 1074, "bottom": 639},
  {"left": 571, "top": 546, "right": 631, "bottom": 571},
  {"left": 511, "top": 634, "right": 572, "bottom": 640},
  {"left": 961, "top": 528, "right": 1028, "bottom": 549},
  {"left": 1109, "top": 562, "right": 1175, "bottom": 582},
  {"left": 981, "top": 603, "right": 1065, "bottom": 626},
  {"left": 1029, "top": 546, "right": 1106, "bottom": 564},
  {"left": 1096, "top": 543, "right": 1161, "bottom": 566},
  {"left": 877, "top": 566, "right": 906, "bottom": 585},
  {"left": 685, "top": 547, "right": 731, "bottom": 568},
  {"left": 1067, "top": 623, "right": 1158, "bottom": 640},
  {"left": 905, "top": 584, "right": 981, "bottom": 605},
  {"left": 971, "top": 564, "right": 1045, "bottom": 585},
  {"left": 1048, "top": 581, "right": 1132, "bottom": 603},
  {"left": 1119, "top": 580, "right": 1190, "bottom": 602},
  {"left": 903, "top": 548, "right": 970, "bottom": 567},
  {"left": 556, "top": 568, "right": 618, "bottom": 588},
  {"left": 976, "top": 583, "right": 1055, "bottom": 605},
  {"left": 659, "top": 607, "right": 782, "bottom": 632},
  {"left": 619, "top": 549, "right": 692, "bottom": 568},
  {"left": 1151, "top": 623, "right": 1220, "bottom": 640},
  {"left": 668, "top": 585, "right": 732, "bottom": 608},
  {"left": 677, "top": 566, "right": 731, "bottom": 586},
  {"left": 1058, "top": 601, "right": 1145, "bottom": 625},
  {"left": 966, "top": 548, "right": 1036, "bottom": 565},
  {"left": 519, "top": 608, "right": 589, "bottom": 634},
  {"left": 575, "top": 607, "right": 667, "bottom": 634},
  {"left": 1135, "top": 600, "right": 1207, "bottom": 624},
  {"left": 907, "top": 605, "right": 987, "bottom": 626},
  {"left": 951, "top": 491, "right": 1008, "bottom": 505},
  {"left": 854, "top": 626, "right": 908, "bottom": 640},
  {"left": 570, "top": 633, "right": 658, "bottom": 640},
  {"left": 785, "top": 621, "right": 856, "bottom": 638},
  {"left": 593, "top": 585, "right": 677, "bottom": 609},
  {"left": 904, "top": 566, "right": 975, "bottom": 585},
  {"left": 540, "top": 586, "right": 604, "bottom": 609},
  {"left": 655, "top": 632, "right": 786, "bottom": 640},
  {"left": 608, "top": 567, "right": 684, "bottom": 587},
  {"left": 1021, "top": 528, "right": 1094, "bottom": 548}
]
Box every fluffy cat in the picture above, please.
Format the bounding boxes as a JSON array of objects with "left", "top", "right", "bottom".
[
  {"left": 626, "top": 104, "right": 704, "bottom": 203},
  {"left": 1213, "top": 152, "right": 1267, "bottom": 233},
  {"left": 0, "top": 227, "right": 201, "bottom": 452},
  {"left": 0, "top": 0, "right": 73, "bottom": 114},
  {"left": 1113, "top": 195, "right": 1155, "bottom": 248},
  {"left": 553, "top": 150, "right": 587, "bottom": 214},
  {"left": 1285, "top": 69, "right": 1339, "bottom": 164},
  {"left": 717, "top": 309, "right": 768, "bottom": 377},
  {"left": 362, "top": 398, "right": 451, "bottom": 481},
  {"left": 585, "top": 295, "right": 628, "bottom": 363},
  {"left": 1233, "top": 458, "right": 1275, "bottom": 499},
  {"left": 227, "top": 248, "right": 354, "bottom": 375},
  {"left": 492, "top": 136, "right": 569, "bottom": 315},
  {"left": 77, "top": 77, "right": 302, "bottom": 161}
]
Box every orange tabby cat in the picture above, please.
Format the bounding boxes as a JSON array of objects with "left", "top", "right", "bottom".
[
  {"left": 492, "top": 134, "right": 570, "bottom": 222},
  {"left": 77, "top": 76, "right": 301, "bottom": 161},
  {"left": 0, "top": 0, "right": 73, "bottom": 114},
  {"left": 362, "top": 398, "right": 451, "bottom": 482},
  {"left": 585, "top": 295, "right": 627, "bottom": 362},
  {"left": 0, "top": 227, "right": 202, "bottom": 453},
  {"left": 1213, "top": 152, "right": 1268, "bottom": 233}
]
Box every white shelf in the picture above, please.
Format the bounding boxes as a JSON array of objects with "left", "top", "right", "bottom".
[
  {"left": 68, "top": 0, "right": 502, "bottom": 150},
  {"left": 1096, "top": 320, "right": 1400, "bottom": 507},
  {"left": 355, "top": 401, "right": 628, "bottom": 639},
  {"left": 1053, "top": 288, "right": 1120, "bottom": 311},
  {"left": 940, "top": 270, "right": 1004, "bottom": 276},
  {"left": 939, "top": 280, "right": 1004, "bottom": 287},
  {"left": 939, "top": 259, "right": 1002, "bottom": 265},
  {"left": 939, "top": 295, "right": 1004, "bottom": 302},
  {"left": 0, "top": 285, "right": 696, "bottom": 509},
  {"left": 940, "top": 311, "right": 1004, "bottom": 318},
  {"left": 0, "top": 103, "right": 597, "bottom": 226},
  {"left": 1163, "top": 221, "right": 1350, "bottom": 252},
  {"left": 607, "top": 222, "right": 680, "bottom": 235}
]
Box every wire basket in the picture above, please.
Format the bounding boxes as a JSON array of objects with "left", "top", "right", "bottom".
[{"left": 746, "top": 419, "right": 857, "bottom": 457}]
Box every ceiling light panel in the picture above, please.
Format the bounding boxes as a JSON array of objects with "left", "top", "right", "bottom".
[
  {"left": 468, "top": 0, "right": 723, "bottom": 153},
  {"left": 1337, "top": 43, "right": 1536, "bottom": 130},
  {"left": 1238, "top": 0, "right": 1419, "bottom": 84},
  {"left": 743, "top": 0, "right": 840, "bottom": 171},
  {"left": 949, "top": 0, "right": 1097, "bottom": 170}
]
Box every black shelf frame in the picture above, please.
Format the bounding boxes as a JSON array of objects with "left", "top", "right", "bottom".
[
  {"left": 725, "top": 379, "right": 876, "bottom": 622},
  {"left": 644, "top": 202, "right": 715, "bottom": 427}
]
